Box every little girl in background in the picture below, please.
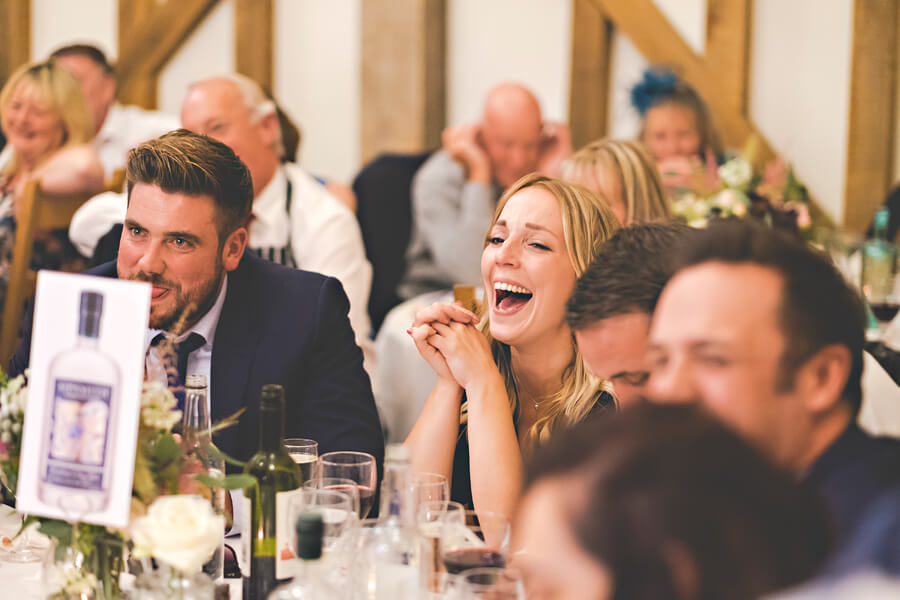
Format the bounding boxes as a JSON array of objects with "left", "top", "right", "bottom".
[
  {"left": 561, "top": 139, "right": 671, "bottom": 225},
  {"left": 631, "top": 68, "right": 723, "bottom": 195}
]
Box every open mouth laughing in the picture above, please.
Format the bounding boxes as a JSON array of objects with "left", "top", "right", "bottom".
[{"left": 493, "top": 281, "right": 534, "bottom": 315}]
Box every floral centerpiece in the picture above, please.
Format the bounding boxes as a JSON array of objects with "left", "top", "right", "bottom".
[
  {"left": 669, "top": 141, "right": 821, "bottom": 238},
  {"left": 0, "top": 370, "right": 250, "bottom": 599}
]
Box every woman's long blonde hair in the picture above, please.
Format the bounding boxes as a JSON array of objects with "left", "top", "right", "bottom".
[
  {"left": 466, "top": 174, "right": 619, "bottom": 447},
  {"left": 0, "top": 60, "right": 94, "bottom": 181},
  {"left": 561, "top": 139, "right": 671, "bottom": 225}
]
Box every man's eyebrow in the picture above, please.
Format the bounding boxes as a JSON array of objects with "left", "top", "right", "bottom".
[{"left": 123, "top": 218, "right": 142, "bottom": 230}]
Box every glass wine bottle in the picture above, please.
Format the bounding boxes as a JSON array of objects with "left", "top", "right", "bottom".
[
  {"left": 862, "top": 207, "right": 899, "bottom": 325},
  {"left": 241, "top": 384, "right": 304, "bottom": 600},
  {"left": 359, "top": 443, "right": 422, "bottom": 599},
  {"left": 182, "top": 374, "right": 226, "bottom": 580},
  {"left": 39, "top": 290, "right": 120, "bottom": 515},
  {"left": 267, "top": 513, "right": 338, "bottom": 599}
]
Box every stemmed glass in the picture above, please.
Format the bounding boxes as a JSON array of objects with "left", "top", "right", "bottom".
[
  {"left": 319, "top": 451, "right": 377, "bottom": 518},
  {"left": 283, "top": 438, "right": 319, "bottom": 481},
  {"left": 304, "top": 476, "right": 361, "bottom": 518},
  {"left": 418, "top": 500, "right": 465, "bottom": 594},
  {"left": 289, "top": 489, "right": 354, "bottom": 555},
  {"left": 461, "top": 567, "right": 525, "bottom": 599},
  {"left": 410, "top": 472, "right": 449, "bottom": 508},
  {"left": 441, "top": 510, "right": 511, "bottom": 575}
]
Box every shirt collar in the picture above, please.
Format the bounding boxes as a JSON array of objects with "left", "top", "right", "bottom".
[
  {"left": 94, "top": 102, "right": 122, "bottom": 145},
  {"left": 145, "top": 274, "right": 228, "bottom": 350},
  {"left": 252, "top": 165, "right": 286, "bottom": 216}
]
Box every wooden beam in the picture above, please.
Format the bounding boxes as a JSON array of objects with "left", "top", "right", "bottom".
[
  {"left": 361, "top": 0, "right": 446, "bottom": 164},
  {"left": 593, "top": 0, "right": 770, "bottom": 158},
  {"left": 843, "top": 0, "right": 898, "bottom": 232},
  {"left": 569, "top": 0, "right": 613, "bottom": 150},
  {"left": 235, "top": 0, "right": 274, "bottom": 91},
  {"left": 705, "top": 0, "right": 752, "bottom": 114},
  {"left": 0, "top": 0, "right": 30, "bottom": 84},
  {"left": 117, "top": 0, "right": 221, "bottom": 108}
]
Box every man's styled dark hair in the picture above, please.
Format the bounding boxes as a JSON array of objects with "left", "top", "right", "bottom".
[
  {"left": 672, "top": 219, "right": 865, "bottom": 412},
  {"left": 525, "top": 404, "right": 831, "bottom": 600},
  {"left": 126, "top": 129, "right": 254, "bottom": 242},
  {"left": 49, "top": 43, "right": 115, "bottom": 76},
  {"left": 566, "top": 223, "right": 694, "bottom": 330}
]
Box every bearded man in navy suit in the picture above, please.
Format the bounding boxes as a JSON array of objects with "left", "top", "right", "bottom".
[{"left": 10, "top": 129, "right": 384, "bottom": 480}]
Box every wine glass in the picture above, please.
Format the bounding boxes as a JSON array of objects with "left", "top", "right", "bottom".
[
  {"left": 319, "top": 451, "right": 377, "bottom": 518},
  {"left": 290, "top": 489, "right": 354, "bottom": 554},
  {"left": 461, "top": 567, "right": 525, "bottom": 599},
  {"left": 441, "top": 510, "right": 510, "bottom": 576},
  {"left": 418, "top": 500, "right": 465, "bottom": 593},
  {"left": 304, "top": 477, "right": 361, "bottom": 518},
  {"left": 410, "top": 472, "right": 448, "bottom": 509},
  {"left": 283, "top": 438, "right": 319, "bottom": 481}
]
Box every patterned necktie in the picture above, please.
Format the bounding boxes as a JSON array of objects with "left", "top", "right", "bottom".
[{"left": 150, "top": 332, "right": 206, "bottom": 410}]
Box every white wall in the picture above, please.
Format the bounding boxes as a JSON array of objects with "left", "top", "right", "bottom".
[
  {"left": 749, "top": 0, "right": 853, "bottom": 222},
  {"left": 447, "top": 0, "right": 572, "bottom": 125},
  {"left": 31, "top": 0, "right": 117, "bottom": 61}
]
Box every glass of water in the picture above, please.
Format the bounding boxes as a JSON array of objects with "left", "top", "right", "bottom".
[{"left": 283, "top": 438, "right": 319, "bottom": 481}]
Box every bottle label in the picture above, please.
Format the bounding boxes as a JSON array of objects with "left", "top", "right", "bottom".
[
  {"left": 240, "top": 492, "right": 252, "bottom": 576},
  {"left": 275, "top": 487, "right": 305, "bottom": 579},
  {"left": 43, "top": 379, "right": 112, "bottom": 491}
]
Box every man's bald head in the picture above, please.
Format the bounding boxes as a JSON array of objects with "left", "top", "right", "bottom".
[
  {"left": 180, "top": 75, "right": 282, "bottom": 196},
  {"left": 480, "top": 83, "right": 544, "bottom": 188}
]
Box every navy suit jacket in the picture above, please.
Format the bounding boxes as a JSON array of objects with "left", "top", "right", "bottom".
[{"left": 9, "top": 253, "right": 384, "bottom": 469}]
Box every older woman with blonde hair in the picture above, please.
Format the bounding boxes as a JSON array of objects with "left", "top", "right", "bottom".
[
  {"left": 405, "top": 173, "right": 619, "bottom": 517},
  {"left": 561, "top": 138, "right": 670, "bottom": 225},
  {"left": 0, "top": 59, "right": 104, "bottom": 310}
]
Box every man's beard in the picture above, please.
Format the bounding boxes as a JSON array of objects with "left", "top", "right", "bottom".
[{"left": 129, "top": 264, "right": 224, "bottom": 333}]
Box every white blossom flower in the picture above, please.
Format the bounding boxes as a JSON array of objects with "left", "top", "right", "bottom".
[
  {"left": 140, "top": 382, "right": 182, "bottom": 431},
  {"left": 131, "top": 495, "right": 224, "bottom": 574},
  {"left": 718, "top": 158, "right": 753, "bottom": 189}
]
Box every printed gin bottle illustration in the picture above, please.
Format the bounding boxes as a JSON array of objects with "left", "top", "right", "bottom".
[{"left": 40, "top": 291, "right": 120, "bottom": 513}]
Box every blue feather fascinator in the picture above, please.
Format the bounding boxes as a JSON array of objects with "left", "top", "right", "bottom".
[{"left": 630, "top": 68, "right": 679, "bottom": 116}]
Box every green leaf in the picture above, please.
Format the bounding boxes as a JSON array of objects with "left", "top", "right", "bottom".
[
  {"left": 153, "top": 433, "right": 180, "bottom": 463},
  {"left": 37, "top": 519, "right": 73, "bottom": 546},
  {"left": 208, "top": 444, "right": 246, "bottom": 469},
  {"left": 196, "top": 473, "right": 257, "bottom": 491}
]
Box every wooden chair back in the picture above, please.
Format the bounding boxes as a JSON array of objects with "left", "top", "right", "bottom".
[{"left": 0, "top": 169, "right": 125, "bottom": 364}]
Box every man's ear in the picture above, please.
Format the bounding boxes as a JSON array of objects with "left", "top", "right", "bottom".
[
  {"left": 221, "top": 227, "right": 249, "bottom": 271},
  {"left": 796, "top": 344, "right": 853, "bottom": 415},
  {"left": 258, "top": 110, "right": 281, "bottom": 152}
]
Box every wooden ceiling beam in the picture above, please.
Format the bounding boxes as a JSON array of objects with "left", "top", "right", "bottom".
[
  {"left": 569, "top": 0, "right": 613, "bottom": 150},
  {"left": 705, "top": 0, "right": 752, "bottom": 115},
  {"left": 0, "top": 0, "right": 30, "bottom": 83},
  {"left": 117, "top": 0, "right": 221, "bottom": 108},
  {"left": 235, "top": 0, "right": 274, "bottom": 92}
]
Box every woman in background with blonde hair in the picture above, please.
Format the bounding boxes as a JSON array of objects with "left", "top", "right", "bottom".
[
  {"left": 405, "top": 173, "right": 619, "bottom": 518},
  {"left": 0, "top": 60, "right": 104, "bottom": 311},
  {"left": 562, "top": 138, "right": 670, "bottom": 226}
]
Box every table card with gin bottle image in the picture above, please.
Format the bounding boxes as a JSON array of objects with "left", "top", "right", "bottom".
[{"left": 16, "top": 272, "right": 150, "bottom": 529}]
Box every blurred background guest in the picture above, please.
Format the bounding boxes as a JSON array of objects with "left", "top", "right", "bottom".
[
  {"left": 631, "top": 67, "right": 723, "bottom": 195},
  {"left": 405, "top": 175, "right": 618, "bottom": 517},
  {"left": 647, "top": 220, "right": 900, "bottom": 567},
  {"left": 46, "top": 44, "right": 176, "bottom": 177},
  {"left": 566, "top": 223, "right": 694, "bottom": 407},
  {"left": 0, "top": 60, "right": 104, "bottom": 312},
  {"left": 561, "top": 138, "right": 670, "bottom": 225},
  {"left": 399, "top": 83, "right": 571, "bottom": 300},
  {"left": 515, "top": 403, "right": 831, "bottom": 600}
]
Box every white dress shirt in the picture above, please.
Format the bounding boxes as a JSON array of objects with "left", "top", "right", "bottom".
[
  {"left": 143, "top": 276, "right": 245, "bottom": 534},
  {"left": 93, "top": 103, "right": 179, "bottom": 178},
  {"left": 251, "top": 163, "right": 373, "bottom": 346}
]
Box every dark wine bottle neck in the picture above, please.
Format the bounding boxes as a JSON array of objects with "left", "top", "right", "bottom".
[{"left": 258, "top": 403, "right": 284, "bottom": 452}]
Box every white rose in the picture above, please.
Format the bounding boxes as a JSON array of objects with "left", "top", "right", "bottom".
[
  {"left": 131, "top": 495, "right": 224, "bottom": 573},
  {"left": 718, "top": 158, "right": 753, "bottom": 189},
  {"left": 140, "top": 382, "right": 182, "bottom": 430}
]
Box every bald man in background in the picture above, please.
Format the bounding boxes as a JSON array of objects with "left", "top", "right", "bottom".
[{"left": 398, "top": 83, "right": 571, "bottom": 299}]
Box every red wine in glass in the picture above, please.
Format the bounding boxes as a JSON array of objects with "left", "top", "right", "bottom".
[
  {"left": 442, "top": 548, "right": 506, "bottom": 575},
  {"left": 357, "top": 485, "right": 376, "bottom": 519},
  {"left": 872, "top": 302, "right": 900, "bottom": 323}
]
